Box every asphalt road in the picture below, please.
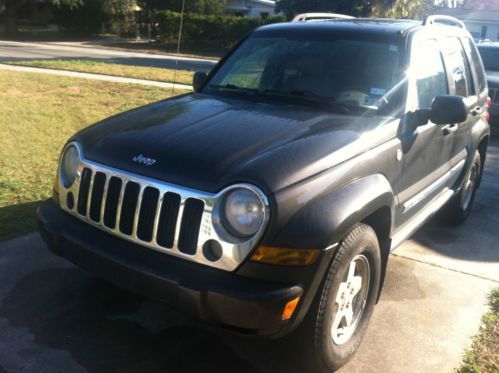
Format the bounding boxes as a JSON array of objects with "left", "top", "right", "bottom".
[
  {"left": 0, "top": 142, "right": 498, "bottom": 373},
  {"left": 0, "top": 40, "right": 217, "bottom": 71}
]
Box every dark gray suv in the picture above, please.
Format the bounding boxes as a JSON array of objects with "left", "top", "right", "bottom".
[{"left": 38, "top": 15, "right": 490, "bottom": 371}]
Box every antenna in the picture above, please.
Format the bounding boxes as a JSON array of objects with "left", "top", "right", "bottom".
[{"left": 172, "top": 0, "right": 186, "bottom": 94}]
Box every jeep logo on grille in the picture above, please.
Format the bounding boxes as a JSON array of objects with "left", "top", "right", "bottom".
[{"left": 133, "top": 154, "right": 157, "bottom": 166}]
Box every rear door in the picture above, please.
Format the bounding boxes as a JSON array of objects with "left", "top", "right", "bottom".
[{"left": 439, "top": 36, "right": 481, "bottom": 168}]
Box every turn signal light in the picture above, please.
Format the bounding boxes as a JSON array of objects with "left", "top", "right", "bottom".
[
  {"left": 250, "top": 246, "right": 320, "bottom": 266},
  {"left": 282, "top": 297, "right": 301, "bottom": 320}
]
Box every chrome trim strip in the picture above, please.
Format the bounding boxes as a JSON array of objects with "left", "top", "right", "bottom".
[
  {"left": 391, "top": 188, "right": 455, "bottom": 250},
  {"left": 58, "top": 142, "right": 270, "bottom": 272},
  {"left": 403, "top": 159, "right": 465, "bottom": 213}
]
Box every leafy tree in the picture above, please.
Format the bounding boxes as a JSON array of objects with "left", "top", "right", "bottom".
[
  {"left": 139, "top": 0, "right": 227, "bottom": 14},
  {"left": 276, "top": 0, "right": 432, "bottom": 19},
  {"left": 276, "top": 0, "right": 371, "bottom": 19}
]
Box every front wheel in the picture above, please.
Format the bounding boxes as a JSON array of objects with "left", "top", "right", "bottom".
[{"left": 304, "top": 223, "right": 381, "bottom": 372}]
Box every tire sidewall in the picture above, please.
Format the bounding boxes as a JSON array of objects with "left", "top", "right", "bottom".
[
  {"left": 316, "top": 226, "right": 381, "bottom": 370},
  {"left": 458, "top": 151, "right": 481, "bottom": 217}
]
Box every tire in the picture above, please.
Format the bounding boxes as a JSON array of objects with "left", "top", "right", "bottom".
[
  {"left": 442, "top": 150, "right": 481, "bottom": 225},
  {"left": 303, "top": 223, "right": 381, "bottom": 372}
]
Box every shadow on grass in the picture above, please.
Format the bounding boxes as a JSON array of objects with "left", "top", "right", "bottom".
[{"left": 0, "top": 200, "right": 42, "bottom": 242}]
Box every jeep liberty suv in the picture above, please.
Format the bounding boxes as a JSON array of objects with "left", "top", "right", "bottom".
[{"left": 38, "top": 15, "right": 490, "bottom": 371}]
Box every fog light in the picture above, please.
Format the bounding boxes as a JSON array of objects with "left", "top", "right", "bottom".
[
  {"left": 250, "top": 246, "right": 320, "bottom": 266},
  {"left": 282, "top": 297, "right": 300, "bottom": 320}
]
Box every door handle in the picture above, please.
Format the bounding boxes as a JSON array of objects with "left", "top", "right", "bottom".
[
  {"left": 441, "top": 123, "right": 458, "bottom": 135},
  {"left": 471, "top": 106, "right": 482, "bottom": 116}
]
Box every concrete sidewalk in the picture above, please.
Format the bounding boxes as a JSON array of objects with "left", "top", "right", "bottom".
[{"left": 0, "top": 63, "right": 193, "bottom": 90}]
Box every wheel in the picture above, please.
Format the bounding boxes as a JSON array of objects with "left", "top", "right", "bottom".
[
  {"left": 304, "top": 223, "right": 381, "bottom": 372},
  {"left": 442, "top": 150, "right": 481, "bottom": 225}
]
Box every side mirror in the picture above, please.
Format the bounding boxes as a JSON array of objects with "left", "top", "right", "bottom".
[
  {"left": 193, "top": 71, "right": 208, "bottom": 92},
  {"left": 430, "top": 95, "right": 467, "bottom": 125}
]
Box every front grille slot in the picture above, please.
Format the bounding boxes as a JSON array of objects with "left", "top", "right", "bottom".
[
  {"left": 156, "top": 192, "right": 181, "bottom": 248},
  {"left": 137, "top": 187, "right": 160, "bottom": 242},
  {"left": 89, "top": 172, "right": 106, "bottom": 222},
  {"left": 178, "top": 198, "right": 205, "bottom": 255},
  {"left": 77, "top": 168, "right": 92, "bottom": 215},
  {"left": 103, "top": 177, "right": 123, "bottom": 229},
  {"left": 119, "top": 182, "right": 140, "bottom": 235}
]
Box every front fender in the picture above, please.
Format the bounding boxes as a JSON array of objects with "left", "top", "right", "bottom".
[{"left": 268, "top": 174, "right": 395, "bottom": 249}]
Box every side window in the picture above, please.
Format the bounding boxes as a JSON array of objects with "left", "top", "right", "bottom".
[
  {"left": 412, "top": 39, "right": 448, "bottom": 109},
  {"left": 462, "top": 37, "right": 487, "bottom": 93},
  {"left": 441, "top": 37, "right": 472, "bottom": 97}
]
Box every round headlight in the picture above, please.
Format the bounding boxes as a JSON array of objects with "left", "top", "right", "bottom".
[
  {"left": 221, "top": 188, "right": 265, "bottom": 238},
  {"left": 60, "top": 145, "right": 80, "bottom": 188}
]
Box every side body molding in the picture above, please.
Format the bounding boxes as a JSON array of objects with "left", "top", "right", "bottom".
[{"left": 269, "top": 174, "right": 395, "bottom": 250}]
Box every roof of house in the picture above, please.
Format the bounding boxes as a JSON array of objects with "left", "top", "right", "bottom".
[{"left": 430, "top": 7, "right": 499, "bottom": 23}]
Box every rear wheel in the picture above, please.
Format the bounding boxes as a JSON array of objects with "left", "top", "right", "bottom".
[{"left": 304, "top": 223, "right": 381, "bottom": 372}]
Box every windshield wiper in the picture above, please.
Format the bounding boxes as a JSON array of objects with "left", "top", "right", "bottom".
[{"left": 209, "top": 84, "right": 258, "bottom": 96}]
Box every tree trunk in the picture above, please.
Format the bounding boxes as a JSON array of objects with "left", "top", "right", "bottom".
[{"left": 4, "top": 0, "right": 20, "bottom": 36}]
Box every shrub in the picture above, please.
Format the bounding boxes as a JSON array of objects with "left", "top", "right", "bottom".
[{"left": 155, "top": 11, "right": 286, "bottom": 48}]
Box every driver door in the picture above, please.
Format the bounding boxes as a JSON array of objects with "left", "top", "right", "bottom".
[{"left": 395, "top": 37, "right": 454, "bottom": 229}]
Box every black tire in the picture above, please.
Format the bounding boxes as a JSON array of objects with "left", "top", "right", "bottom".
[
  {"left": 304, "top": 223, "right": 381, "bottom": 372},
  {"left": 442, "top": 150, "right": 481, "bottom": 225}
]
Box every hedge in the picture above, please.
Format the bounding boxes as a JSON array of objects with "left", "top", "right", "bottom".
[{"left": 155, "top": 11, "right": 286, "bottom": 47}]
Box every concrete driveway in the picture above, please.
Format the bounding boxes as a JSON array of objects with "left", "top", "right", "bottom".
[
  {"left": 0, "top": 40, "right": 217, "bottom": 71},
  {"left": 0, "top": 143, "right": 498, "bottom": 372}
]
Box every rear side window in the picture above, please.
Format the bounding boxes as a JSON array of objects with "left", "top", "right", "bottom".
[
  {"left": 412, "top": 39, "right": 448, "bottom": 109},
  {"left": 441, "top": 37, "right": 473, "bottom": 97},
  {"left": 463, "top": 38, "right": 487, "bottom": 93}
]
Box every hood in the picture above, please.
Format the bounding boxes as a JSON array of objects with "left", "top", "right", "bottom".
[{"left": 74, "top": 94, "right": 396, "bottom": 194}]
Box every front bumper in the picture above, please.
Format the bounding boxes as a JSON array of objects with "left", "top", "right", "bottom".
[{"left": 37, "top": 200, "right": 330, "bottom": 337}]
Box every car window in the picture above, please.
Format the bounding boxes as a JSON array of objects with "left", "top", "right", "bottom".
[
  {"left": 478, "top": 46, "right": 499, "bottom": 72},
  {"left": 412, "top": 39, "right": 448, "bottom": 109},
  {"left": 463, "top": 38, "right": 487, "bottom": 93},
  {"left": 441, "top": 37, "right": 472, "bottom": 97},
  {"left": 207, "top": 35, "right": 404, "bottom": 115}
]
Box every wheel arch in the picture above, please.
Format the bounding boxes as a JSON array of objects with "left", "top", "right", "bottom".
[{"left": 269, "top": 174, "right": 396, "bottom": 251}]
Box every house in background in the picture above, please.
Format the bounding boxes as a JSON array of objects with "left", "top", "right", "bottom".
[
  {"left": 430, "top": 7, "right": 499, "bottom": 41},
  {"left": 225, "top": 0, "right": 277, "bottom": 18}
]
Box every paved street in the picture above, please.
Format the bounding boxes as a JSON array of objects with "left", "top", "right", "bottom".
[
  {"left": 0, "top": 40, "right": 217, "bottom": 71},
  {"left": 0, "top": 142, "right": 498, "bottom": 372}
]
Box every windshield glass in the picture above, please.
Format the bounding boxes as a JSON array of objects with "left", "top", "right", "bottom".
[
  {"left": 478, "top": 47, "right": 499, "bottom": 71},
  {"left": 205, "top": 35, "right": 405, "bottom": 116}
]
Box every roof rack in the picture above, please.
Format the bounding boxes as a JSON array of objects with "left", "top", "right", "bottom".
[
  {"left": 423, "top": 15, "right": 465, "bottom": 29},
  {"left": 292, "top": 13, "right": 354, "bottom": 22}
]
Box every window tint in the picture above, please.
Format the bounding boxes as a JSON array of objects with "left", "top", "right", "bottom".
[
  {"left": 441, "top": 37, "right": 471, "bottom": 97},
  {"left": 413, "top": 39, "right": 448, "bottom": 109},
  {"left": 463, "top": 38, "right": 487, "bottom": 93}
]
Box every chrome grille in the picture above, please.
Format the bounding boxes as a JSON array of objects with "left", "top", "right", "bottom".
[{"left": 58, "top": 145, "right": 270, "bottom": 272}]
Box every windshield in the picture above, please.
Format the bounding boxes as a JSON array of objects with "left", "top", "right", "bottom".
[
  {"left": 478, "top": 47, "right": 499, "bottom": 71},
  {"left": 204, "top": 35, "right": 405, "bottom": 116}
]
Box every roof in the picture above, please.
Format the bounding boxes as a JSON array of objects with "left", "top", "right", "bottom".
[
  {"left": 257, "top": 18, "right": 421, "bottom": 37},
  {"left": 429, "top": 7, "right": 499, "bottom": 23}
]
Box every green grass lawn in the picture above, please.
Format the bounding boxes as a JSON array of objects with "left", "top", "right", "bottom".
[
  {"left": 457, "top": 288, "right": 499, "bottom": 373},
  {"left": 8, "top": 59, "right": 195, "bottom": 86},
  {"left": 0, "top": 70, "right": 184, "bottom": 242}
]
